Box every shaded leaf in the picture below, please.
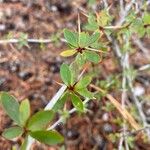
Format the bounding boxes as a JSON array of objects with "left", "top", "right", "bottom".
[
  {"left": 84, "top": 51, "right": 100, "bottom": 63},
  {"left": 71, "top": 93, "right": 84, "bottom": 112},
  {"left": 97, "top": 10, "right": 112, "bottom": 26},
  {"left": 30, "top": 130, "right": 64, "bottom": 145},
  {"left": 27, "top": 110, "right": 54, "bottom": 131},
  {"left": 75, "top": 76, "right": 92, "bottom": 89},
  {"left": 2, "top": 126, "right": 23, "bottom": 140},
  {"left": 64, "top": 29, "right": 78, "bottom": 47},
  {"left": 1, "top": 92, "right": 20, "bottom": 125},
  {"left": 75, "top": 53, "right": 86, "bottom": 67},
  {"left": 77, "top": 88, "right": 94, "bottom": 99},
  {"left": 85, "top": 14, "right": 98, "bottom": 31},
  {"left": 70, "top": 60, "right": 81, "bottom": 85},
  {"left": 19, "top": 99, "right": 30, "bottom": 126},
  {"left": 88, "top": 32, "right": 100, "bottom": 45},
  {"left": 143, "top": 12, "right": 150, "bottom": 24},
  {"left": 79, "top": 32, "right": 89, "bottom": 47},
  {"left": 60, "top": 64, "right": 72, "bottom": 86}
]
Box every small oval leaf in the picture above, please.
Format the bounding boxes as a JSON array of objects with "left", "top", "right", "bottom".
[
  {"left": 64, "top": 29, "right": 78, "bottom": 47},
  {"left": 60, "top": 63, "right": 72, "bottom": 86},
  {"left": 88, "top": 32, "right": 100, "bottom": 45},
  {"left": 2, "top": 126, "right": 23, "bottom": 140},
  {"left": 30, "top": 130, "right": 64, "bottom": 145},
  {"left": 27, "top": 110, "right": 54, "bottom": 131},
  {"left": 71, "top": 93, "right": 84, "bottom": 112},
  {"left": 76, "top": 88, "right": 94, "bottom": 99},
  {"left": 60, "top": 49, "right": 77, "bottom": 57},
  {"left": 1, "top": 92, "right": 20, "bottom": 125},
  {"left": 75, "top": 76, "right": 92, "bottom": 89},
  {"left": 52, "top": 92, "right": 68, "bottom": 112},
  {"left": 79, "top": 32, "right": 89, "bottom": 47},
  {"left": 19, "top": 99, "right": 30, "bottom": 126},
  {"left": 84, "top": 51, "right": 100, "bottom": 63}
]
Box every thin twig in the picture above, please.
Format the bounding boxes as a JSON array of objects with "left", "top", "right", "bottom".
[
  {"left": 117, "top": 0, "right": 136, "bottom": 25},
  {"left": 121, "top": 126, "right": 150, "bottom": 138},
  {"left": 132, "top": 37, "right": 150, "bottom": 59},
  {"left": 44, "top": 85, "right": 67, "bottom": 110},
  {"left": 0, "top": 38, "right": 66, "bottom": 45},
  {"left": 85, "top": 47, "right": 108, "bottom": 53},
  {"left": 138, "top": 64, "right": 150, "bottom": 71}
]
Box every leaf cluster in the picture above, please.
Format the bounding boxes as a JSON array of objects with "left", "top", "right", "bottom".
[{"left": 0, "top": 92, "right": 64, "bottom": 147}]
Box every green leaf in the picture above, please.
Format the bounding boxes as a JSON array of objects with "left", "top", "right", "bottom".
[
  {"left": 70, "top": 60, "right": 81, "bottom": 85},
  {"left": 18, "top": 33, "right": 28, "bottom": 48},
  {"left": 75, "top": 76, "right": 92, "bottom": 89},
  {"left": 30, "top": 130, "right": 64, "bottom": 145},
  {"left": 2, "top": 126, "right": 23, "bottom": 140},
  {"left": 60, "top": 49, "right": 77, "bottom": 57},
  {"left": 52, "top": 92, "right": 68, "bottom": 112},
  {"left": 75, "top": 53, "right": 86, "bottom": 67},
  {"left": 79, "top": 32, "right": 89, "bottom": 47},
  {"left": 85, "top": 23, "right": 99, "bottom": 31},
  {"left": 84, "top": 51, "right": 100, "bottom": 63},
  {"left": 1, "top": 92, "right": 20, "bottom": 125},
  {"left": 97, "top": 9, "right": 112, "bottom": 26},
  {"left": 143, "top": 12, "right": 150, "bottom": 24},
  {"left": 88, "top": 0, "right": 96, "bottom": 6},
  {"left": 76, "top": 88, "right": 94, "bottom": 99},
  {"left": 19, "top": 99, "right": 30, "bottom": 126},
  {"left": 88, "top": 32, "right": 100, "bottom": 45},
  {"left": 60, "top": 63, "right": 72, "bottom": 86},
  {"left": 90, "top": 41, "right": 106, "bottom": 49},
  {"left": 71, "top": 93, "right": 84, "bottom": 112},
  {"left": 27, "top": 110, "right": 54, "bottom": 131},
  {"left": 85, "top": 14, "right": 98, "bottom": 31},
  {"left": 64, "top": 29, "right": 78, "bottom": 47}
]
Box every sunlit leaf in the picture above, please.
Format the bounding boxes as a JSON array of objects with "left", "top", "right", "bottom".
[{"left": 60, "top": 49, "right": 77, "bottom": 57}]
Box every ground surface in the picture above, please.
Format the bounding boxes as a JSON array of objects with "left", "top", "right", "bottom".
[{"left": 0, "top": 0, "right": 150, "bottom": 150}]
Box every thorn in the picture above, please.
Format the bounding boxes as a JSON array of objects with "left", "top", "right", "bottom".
[
  {"left": 78, "top": 13, "right": 81, "bottom": 34},
  {"left": 53, "top": 80, "right": 64, "bottom": 86}
]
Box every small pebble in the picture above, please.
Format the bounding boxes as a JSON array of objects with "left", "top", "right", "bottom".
[
  {"left": 66, "top": 129, "right": 80, "bottom": 140},
  {"left": 102, "top": 123, "right": 113, "bottom": 133},
  {"left": 18, "top": 71, "right": 32, "bottom": 81}
]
